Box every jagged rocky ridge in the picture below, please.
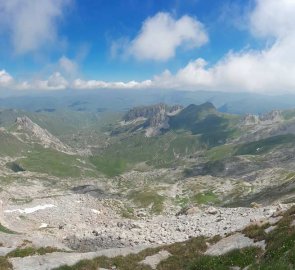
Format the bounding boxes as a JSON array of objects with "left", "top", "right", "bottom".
[
  {"left": 14, "top": 116, "right": 73, "bottom": 154},
  {"left": 121, "top": 103, "right": 183, "bottom": 136}
]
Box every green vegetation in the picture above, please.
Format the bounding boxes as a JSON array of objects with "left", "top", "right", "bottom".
[
  {"left": 54, "top": 237, "right": 208, "bottom": 270},
  {"left": 89, "top": 156, "right": 127, "bottom": 177},
  {"left": 169, "top": 103, "right": 240, "bottom": 147},
  {"left": 206, "top": 144, "right": 236, "bottom": 161},
  {"left": 169, "top": 103, "right": 217, "bottom": 130},
  {"left": 91, "top": 132, "right": 202, "bottom": 176},
  {"left": 6, "top": 246, "right": 60, "bottom": 258},
  {"left": 175, "top": 195, "right": 190, "bottom": 208},
  {"left": 120, "top": 206, "right": 135, "bottom": 219},
  {"left": 10, "top": 197, "right": 33, "bottom": 205},
  {"left": 128, "top": 189, "right": 165, "bottom": 214},
  {"left": 55, "top": 235, "right": 259, "bottom": 270},
  {"left": 193, "top": 191, "right": 220, "bottom": 205},
  {"left": 235, "top": 134, "right": 295, "bottom": 155},
  {"left": 245, "top": 206, "right": 295, "bottom": 269},
  {"left": 285, "top": 172, "right": 295, "bottom": 181},
  {"left": 0, "top": 224, "right": 16, "bottom": 234},
  {"left": 17, "top": 146, "right": 89, "bottom": 177},
  {"left": 0, "top": 257, "right": 12, "bottom": 270},
  {"left": 188, "top": 247, "right": 261, "bottom": 270},
  {"left": 0, "top": 132, "right": 29, "bottom": 157}
]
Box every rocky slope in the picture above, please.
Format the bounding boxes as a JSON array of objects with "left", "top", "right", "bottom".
[
  {"left": 13, "top": 116, "right": 73, "bottom": 154},
  {"left": 120, "top": 103, "right": 183, "bottom": 137}
]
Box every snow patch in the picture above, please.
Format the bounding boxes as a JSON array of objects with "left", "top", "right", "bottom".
[
  {"left": 4, "top": 204, "right": 56, "bottom": 214},
  {"left": 91, "top": 209, "right": 101, "bottom": 214}
]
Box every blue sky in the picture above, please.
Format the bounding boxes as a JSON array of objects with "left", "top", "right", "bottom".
[
  {"left": 0, "top": 0, "right": 294, "bottom": 93},
  {"left": 1, "top": 0, "right": 251, "bottom": 79}
]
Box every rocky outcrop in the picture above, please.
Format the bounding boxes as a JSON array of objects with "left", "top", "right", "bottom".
[
  {"left": 122, "top": 104, "right": 183, "bottom": 137},
  {"left": 204, "top": 233, "right": 265, "bottom": 256},
  {"left": 15, "top": 116, "right": 73, "bottom": 154},
  {"left": 242, "top": 110, "right": 283, "bottom": 126},
  {"left": 259, "top": 110, "right": 283, "bottom": 125},
  {"left": 140, "top": 250, "right": 171, "bottom": 269},
  {"left": 123, "top": 104, "right": 182, "bottom": 122},
  {"left": 243, "top": 114, "right": 260, "bottom": 126}
]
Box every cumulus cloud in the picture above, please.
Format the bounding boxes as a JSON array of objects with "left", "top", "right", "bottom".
[
  {"left": 151, "top": 0, "right": 295, "bottom": 93},
  {"left": 250, "top": 0, "right": 295, "bottom": 38},
  {"left": 73, "top": 78, "right": 152, "bottom": 90},
  {"left": 0, "top": 0, "right": 71, "bottom": 54},
  {"left": 47, "top": 72, "right": 69, "bottom": 89},
  {"left": 91, "top": 1, "right": 295, "bottom": 93},
  {"left": 117, "top": 12, "right": 208, "bottom": 61},
  {"left": 0, "top": 70, "right": 14, "bottom": 86},
  {"left": 58, "top": 56, "right": 78, "bottom": 77},
  {"left": 9, "top": 72, "right": 69, "bottom": 91},
  {"left": 0, "top": 69, "right": 152, "bottom": 92}
]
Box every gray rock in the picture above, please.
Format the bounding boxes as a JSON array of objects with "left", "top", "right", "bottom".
[
  {"left": 205, "top": 233, "right": 265, "bottom": 256},
  {"left": 140, "top": 250, "right": 171, "bottom": 269}
]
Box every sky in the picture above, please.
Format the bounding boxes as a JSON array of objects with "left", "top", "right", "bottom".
[{"left": 0, "top": 0, "right": 294, "bottom": 94}]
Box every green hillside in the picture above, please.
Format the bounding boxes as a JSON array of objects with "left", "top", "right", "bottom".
[{"left": 169, "top": 103, "right": 240, "bottom": 147}]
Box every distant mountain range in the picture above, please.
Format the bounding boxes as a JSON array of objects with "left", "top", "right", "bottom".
[{"left": 2, "top": 89, "right": 295, "bottom": 114}]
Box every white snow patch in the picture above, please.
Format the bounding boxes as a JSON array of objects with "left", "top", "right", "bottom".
[
  {"left": 91, "top": 209, "right": 101, "bottom": 214},
  {"left": 120, "top": 117, "right": 147, "bottom": 126},
  {"left": 4, "top": 204, "right": 56, "bottom": 214}
]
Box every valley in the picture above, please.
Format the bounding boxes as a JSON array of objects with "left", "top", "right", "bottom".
[{"left": 1, "top": 102, "right": 295, "bottom": 269}]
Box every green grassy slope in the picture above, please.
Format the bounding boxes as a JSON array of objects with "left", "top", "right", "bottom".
[
  {"left": 0, "top": 132, "right": 29, "bottom": 157},
  {"left": 235, "top": 134, "right": 295, "bottom": 155},
  {"left": 14, "top": 146, "right": 97, "bottom": 178},
  {"left": 90, "top": 132, "right": 203, "bottom": 176},
  {"left": 169, "top": 103, "right": 240, "bottom": 147}
]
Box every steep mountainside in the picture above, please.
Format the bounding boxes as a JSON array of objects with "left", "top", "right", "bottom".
[
  {"left": 13, "top": 116, "right": 73, "bottom": 154},
  {"left": 2, "top": 103, "right": 295, "bottom": 269},
  {"left": 120, "top": 103, "right": 183, "bottom": 137}
]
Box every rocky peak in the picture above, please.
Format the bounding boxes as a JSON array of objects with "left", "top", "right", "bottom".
[
  {"left": 123, "top": 103, "right": 183, "bottom": 122},
  {"left": 242, "top": 110, "right": 283, "bottom": 126},
  {"left": 15, "top": 116, "right": 73, "bottom": 154},
  {"left": 123, "top": 104, "right": 183, "bottom": 137},
  {"left": 15, "top": 116, "right": 36, "bottom": 130},
  {"left": 259, "top": 110, "right": 283, "bottom": 123},
  {"left": 242, "top": 114, "right": 260, "bottom": 126}
]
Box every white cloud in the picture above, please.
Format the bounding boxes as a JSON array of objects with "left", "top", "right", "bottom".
[
  {"left": 0, "top": 0, "right": 71, "bottom": 54},
  {"left": 15, "top": 72, "right": 69, "bottom": 91},
  {"left": 73, "top": 78, "right": 152, "bottom": 90},
  {"left": 118, "top": 12, "right": 208, "bottom": 61},
  {"left": 58, "top": 56, "right": 78, "bottom": 77},
  {"left": 250, "top": 0, "right": 295, "bottom": 38},
  {"left": 0, "top": 70, "right": 14, "bottom": 86},
  {"left": 151, "top": 0, "right": 295, "bottom": 93},
  {"left": 47, "top": 72, "right": 69, "bottom": 89}
]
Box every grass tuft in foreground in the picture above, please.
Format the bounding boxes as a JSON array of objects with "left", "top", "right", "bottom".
[
  {"left": 0, "top": 257, "right": 12, "bottom": 270},
  {"left": 6, "top": 246, "right": 60, "bottom": 258},
  {"left": 0, "top": 224, "right": 16, "bottom": 234}
]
